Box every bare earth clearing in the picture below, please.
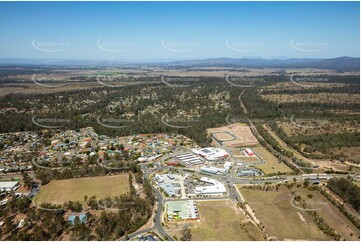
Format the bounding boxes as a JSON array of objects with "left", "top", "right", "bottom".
[
  {"left": 238, "top": 186, "right": 360, "bottom": 241},
  {"left": 207, "top": 123, "right": 259, "bottom": 147}
]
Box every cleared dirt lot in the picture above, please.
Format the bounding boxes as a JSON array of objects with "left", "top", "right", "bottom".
[
  {"left": 238, "top": 186, "right": 360, "bottom": 241},
  {"left": 211, "top": 132, "right": 236, "bottom": 141},
  {"left": 207, "top": 123, "right": 259, "bottom": 147}
]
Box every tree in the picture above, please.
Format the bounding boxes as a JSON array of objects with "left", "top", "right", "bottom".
[
  {"left": 22, "top": 171, "right": 33, "bottom": 188},
  {"left": 13, "top": 197, "right": 31, "bottom": 214},
  {"left": 303, "top": 179, "right": 310, "bottom": 187},
  {"left": 180, "top": 226, "right": 192, "bottom": 241},
  {"left": 327, "top": 177, "right": 360, "bottom": 212}
]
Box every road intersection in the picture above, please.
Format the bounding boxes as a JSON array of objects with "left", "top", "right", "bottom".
[{"left": 125, "top": 146, "right": 358, "bottom": 241}]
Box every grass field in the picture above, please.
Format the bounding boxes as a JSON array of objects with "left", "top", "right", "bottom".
[
  {"left": 238, "top": 186, "right": 360, "bottom": 240},
  {"left": 231, "top": 148, "right": 260, "bottom": 163},
  {"left": 166, "top": 200, "right": 264, "bottom": 241},
  {"left": 191, "top": 200, "right": 264, "bottom": 241},
  {"left": 238, "top": 156, "right": 261, "bottom": 163},
  {"left": 253, "top": 146, "right": 293, "bottom": 174},
  {"left": 35, "top": 175, "right": 129, "bottom": 205}
]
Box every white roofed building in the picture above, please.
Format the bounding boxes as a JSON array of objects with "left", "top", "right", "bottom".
[
  {"left": 192, "top": 147, "right": 229, "bottom": 161},
  {"left": 195, "top": 177, "right": 227, "bottom": 196},
  {"left": 224, "top": 161, "right": 232, "bottom": 171},
  {"left": 154, "top": 174, "right": 164, "bottom": 183},
  {"left": 0, "top": 181, "right": 20, "bottom": 192},
  {"left": 175, "top": 152, "right": 204, "bottom": 166},
  {"left": 199, "top": 165, "right": 226, "bottom": 174}
]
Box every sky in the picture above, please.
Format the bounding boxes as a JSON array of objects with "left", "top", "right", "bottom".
[{"left": 0, "top": 1, "right": 359, "bottom": 61}]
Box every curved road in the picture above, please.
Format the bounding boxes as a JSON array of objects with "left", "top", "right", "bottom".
[
  {"left": 124, "top": 144, "right": 359, "bottom": 241},
  {"left": 124, "top": 164, "right": 174, "bottom": 241}
]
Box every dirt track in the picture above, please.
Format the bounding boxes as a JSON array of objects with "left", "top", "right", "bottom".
[{"left": 207, "top": 123, "right": 259, "bottom": 147}]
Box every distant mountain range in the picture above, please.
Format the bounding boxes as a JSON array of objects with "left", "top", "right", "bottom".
[
  {"left": 0, "top": 56, "right": 359, "bottom": 71},
  {"left": 167, "top": 56, "right": 360, "bottom": 72}
]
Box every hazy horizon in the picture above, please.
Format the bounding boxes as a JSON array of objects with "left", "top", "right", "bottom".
[{"left": 0, "top": 1, "right": 359, "bottom": 60}]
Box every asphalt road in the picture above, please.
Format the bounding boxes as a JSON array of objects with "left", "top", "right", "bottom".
[
  {"left": 124, "top": 144, "right": 358, "bottom": 241},
  {"left": 124, "top": 167, "right": 174, "bottom": 241}
]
